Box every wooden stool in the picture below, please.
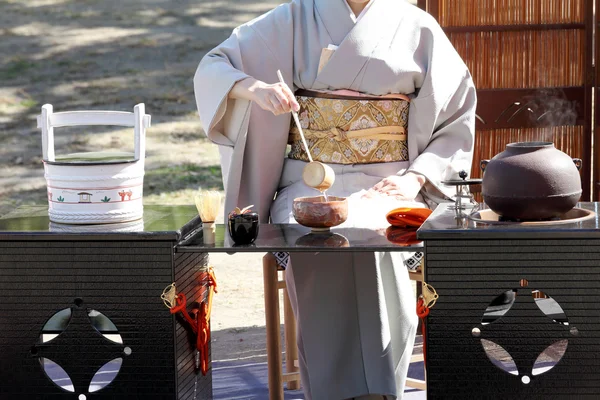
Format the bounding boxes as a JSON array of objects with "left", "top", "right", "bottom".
[
  {"left": 263, "top": 254, "right": 426, "bottom": 399},
  {"left": 263, "top": 253, "right": 301, "bottom": 400},
  {"left": 406, "top": 265, "right": 427, "bottom": 391}
]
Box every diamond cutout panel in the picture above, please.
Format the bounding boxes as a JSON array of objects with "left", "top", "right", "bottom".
[
  {"left": 34, "top": 299, "right": 131, "bottom": 397},
  {"left": 475, "top": 284, "right": 575, "bottom": 384}
]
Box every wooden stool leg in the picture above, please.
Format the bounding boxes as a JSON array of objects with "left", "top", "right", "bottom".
[
  {"left": 282, "top": 270, "right": 301, "bottom": 390},
  {"left": 406, "top": 260, "right": 427, "bottom": 391},
  {"left": 263, "top": 254, "right": 284, "bottom": 400}
]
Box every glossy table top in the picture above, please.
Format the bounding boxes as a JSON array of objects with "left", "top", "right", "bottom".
[
  {"left": 0, "top": 205, "right": 422, "bottom": 251},
  {"left": 177, "top": 223, "right": 422, "bottom": 252},
  {"left": 0, "top": 205, "right": 199, "bottom": 241},
  {"left": 418, "top": 201, "right": 600, "bottom": 240},
  {"left": 7, "top": 201, "right": 600, "bottom": 247}
]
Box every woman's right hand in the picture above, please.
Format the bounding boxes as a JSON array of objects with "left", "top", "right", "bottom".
[{"left": 230, "top": 77, "right": 300, "bottom": 115}]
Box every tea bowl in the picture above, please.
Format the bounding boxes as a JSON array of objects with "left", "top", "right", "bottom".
[
  {"left": 292, "top": 196, "right": 348, "bottom": 232},
  {"left": 228, "top": 212, "right": 259, "bottom": 245}
]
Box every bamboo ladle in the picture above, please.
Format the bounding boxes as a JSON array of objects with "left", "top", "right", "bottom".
[{"left": 276, "top": 70, "right": 335, "bottom": 193}]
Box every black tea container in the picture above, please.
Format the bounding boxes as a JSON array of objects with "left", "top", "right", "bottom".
[{"left": 228, "top": 212, "right": 259, "bottom": 245}]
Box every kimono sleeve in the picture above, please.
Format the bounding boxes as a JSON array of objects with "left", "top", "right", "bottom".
[
  {"left": 405, "top": 17, "right": 477, "bottom": 198},
  {"left": 193, "top": 27, "right": 252, "bottom": 147},
  {"left": 193, "top": 3, "right": 296, "bottom": 148}
]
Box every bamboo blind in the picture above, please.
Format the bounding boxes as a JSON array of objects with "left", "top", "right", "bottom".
[
  {"left": 438, "top": 0, "right": 585, "bottom": 26},
  {"left": 449, "top": 30, "right": 584, "bottom": 89}
]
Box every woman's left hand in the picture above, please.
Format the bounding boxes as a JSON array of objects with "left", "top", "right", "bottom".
[{"left": 362, "top": 172, "right": 426, "bottom": 201}]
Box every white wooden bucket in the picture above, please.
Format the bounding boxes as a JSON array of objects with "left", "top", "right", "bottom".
[{"left": 37, "top": 103, "right": 151, "bottom": 224}]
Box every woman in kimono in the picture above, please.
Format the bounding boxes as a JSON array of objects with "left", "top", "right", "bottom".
[{"left": 194, "top": 0, "right": 476, "bottom": 398}]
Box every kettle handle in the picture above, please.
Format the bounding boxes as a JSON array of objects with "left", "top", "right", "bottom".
[
  {"left": 573, "top": 158, "right": 582, "bottom": 171},
  {"left": 480, "top": 160, "right": 490, "bottom": 172}
]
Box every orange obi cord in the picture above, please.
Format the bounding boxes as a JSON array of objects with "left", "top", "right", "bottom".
[{"left": 162, "top": 268, "right": 218, "bottom": 376}]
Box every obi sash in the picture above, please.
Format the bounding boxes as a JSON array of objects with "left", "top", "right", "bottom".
[{"left": 287, "top": 89, "right": 410, "bottom": 164}]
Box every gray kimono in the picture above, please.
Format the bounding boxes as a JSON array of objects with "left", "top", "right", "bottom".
[{"left": 194, "top": 0, "right": 476, "bottom": 398}]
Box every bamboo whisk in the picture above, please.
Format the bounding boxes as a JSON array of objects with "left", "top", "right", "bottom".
[{"left": 195, "top": 190, "right": 222, "bottom": 244}]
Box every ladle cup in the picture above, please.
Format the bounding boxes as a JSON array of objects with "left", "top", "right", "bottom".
[{"left": 302, "top": 161, "right": 335, "bottom": 192}]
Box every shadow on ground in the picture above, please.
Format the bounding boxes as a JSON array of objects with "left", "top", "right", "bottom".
[{"left": 1, "top": 0, "right": 282, "bottom": 208}]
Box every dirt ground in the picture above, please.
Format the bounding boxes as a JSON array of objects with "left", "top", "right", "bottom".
[{"left": 0, "top": 0, "right": 283, "bottom": 365}]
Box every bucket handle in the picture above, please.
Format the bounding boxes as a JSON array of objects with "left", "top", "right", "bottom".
[{"left": 37, "top": 103, "right": 151, "bottom": 162}]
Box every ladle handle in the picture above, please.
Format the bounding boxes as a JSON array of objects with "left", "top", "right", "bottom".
[{"left": 276, "top": 70, "right": 313, "bottom": 163}]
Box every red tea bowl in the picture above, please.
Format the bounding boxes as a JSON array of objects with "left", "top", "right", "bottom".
[{"left": 292, "top": 196, "right": 348, "bottom": 232}]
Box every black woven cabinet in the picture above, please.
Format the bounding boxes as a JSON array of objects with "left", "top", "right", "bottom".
[
  {"left": 0, "top": 205, "right": 211, "bottom": 400},
  {"left": 418, "top": 202, "right": 600, "bottom": 400}
]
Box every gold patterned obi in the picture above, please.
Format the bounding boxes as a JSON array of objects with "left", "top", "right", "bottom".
[{"left": 288, "top": 89, "right": 410, "bottom": 164}]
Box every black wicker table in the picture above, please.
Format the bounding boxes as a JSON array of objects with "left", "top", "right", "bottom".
[
  {"left": 418, "top": 201, "right": 600, "bottom": 399},
  {"left": 0, "top": 204, "right": 423, "bottom": 400},
  {"left": 0, "top": 205, "right": 212, "bottom": 400},
  {"left": 12, "top": 200, "right": 599, "bottom": 400}
]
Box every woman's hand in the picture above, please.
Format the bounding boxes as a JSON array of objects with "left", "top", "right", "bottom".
[
  {"left": 230, "top": 77, "right": 299, "bottom": 115},
  {"left": 362, "top": 172, "right": 426, "bottom": 201}
]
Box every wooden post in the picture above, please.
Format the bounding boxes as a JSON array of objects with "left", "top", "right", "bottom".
[
  {"left": 282, "top": 270, "right": 300, "bottom": 390},
  {"left": 591, "top": 0, "right": 598, "bottom": 200},
  {"left": 263, "top": 253, "right": 284, "bottom": 400}
]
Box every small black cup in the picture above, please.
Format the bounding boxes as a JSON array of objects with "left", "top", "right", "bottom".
[{"left": 228, "top": 213, "right": 259, "bottom": 245}]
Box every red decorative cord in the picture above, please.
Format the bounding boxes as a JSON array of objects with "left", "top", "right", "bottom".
[
  {"left": 416, "top": 297, "right": 430, "bottom": 362},
  {"left": 198, "top": 269, "right": 217, "bottom": 375},
  {"left": 169, "top": 269, "right": 218, "bottom": 376},
  {"left": 170, "top": 293, "right": 198, "bottom": 331}
]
